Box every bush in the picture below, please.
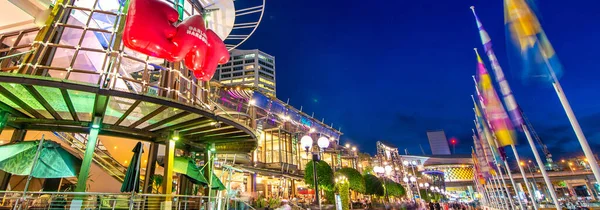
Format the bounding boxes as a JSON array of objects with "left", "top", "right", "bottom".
[
  {"left": 336, "top": 167, "right": 366, "bottom": 194},
  {"left": 304, "top": 160, "right": 334, "bottom": 191},
  {"left": 364, "top": 174, "right": 384, "bottom": 196}
]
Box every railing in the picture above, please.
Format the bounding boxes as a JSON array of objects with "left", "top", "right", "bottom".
[
  {"left": 0, "top": 191, "right": 255, "bottom": 210},
  {"left": 53, "top": 132, "right": 127, "bottom": 182}
]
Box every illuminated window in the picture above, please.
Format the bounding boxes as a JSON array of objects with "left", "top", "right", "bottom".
[
  {"left": 244, "top": 65, "right": 254, "bottom": 70},
  {"left": 221, "top": 80, "right": 231, "bottom": 84},
  {"left": 231, "top": 78, "right": 243, "bottom": 83},
  {"left": 244, "top": 54, "right": 256, "bottom": 59},
  {"left": 259, "top": 78, "right": 275, "bottom": 86}
]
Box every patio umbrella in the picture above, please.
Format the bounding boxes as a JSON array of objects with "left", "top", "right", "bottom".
[
  {"left": 208, "top": 172, "right": 226, "bottom": 190},
  {"left": 120, "top": 142, "right": 144, "bottom": 192},
  {"left": 158, "top": 156, "right": 209, "bottom": 185},
  {"left": 0, "top": 140, "right": 80, "bottom": 178}
]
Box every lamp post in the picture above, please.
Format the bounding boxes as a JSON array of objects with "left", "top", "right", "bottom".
[
  {"left": 301, "top": 134, "right": 330, "bottom": 210},
  {"left": 403, "top": 160, "right": 421, "bottom": 199},
  {"left": 374, "top": 166, "right": 389, "bottom": 202}
]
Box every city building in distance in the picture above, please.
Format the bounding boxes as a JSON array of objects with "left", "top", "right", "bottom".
[
  {"left": 427, "top": 130, "right": 451, "bottom": 155},
  {"left": 215, "top": 49, "right": 276, "bottom": 96}
]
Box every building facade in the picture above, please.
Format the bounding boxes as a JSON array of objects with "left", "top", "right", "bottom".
[
  {"left": 215, "top": 49, "right": 276, "bottom": 96},
  {"left": 427, "top": 130, "right": 451, "bottom": 155}
]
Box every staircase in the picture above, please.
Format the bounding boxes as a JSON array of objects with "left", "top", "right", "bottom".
[{"left": 53, "top": 132, "right": 127, "bottom": 182}]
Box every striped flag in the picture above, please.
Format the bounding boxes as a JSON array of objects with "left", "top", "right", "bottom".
[
  {"left": 472, "top": 145, "right": 486, "bottom": 185},
  {"left": 475, "top": 50, "right": 517, "bottom": 147},
  {"left": 474, "top": 100, "right": 502, "bottom": 171},
  {"left": 505, "top": 0, "right": 563, "bottom": 84},
  {"left": 470, "top": 6, "right": 523, "bottom": 128}
]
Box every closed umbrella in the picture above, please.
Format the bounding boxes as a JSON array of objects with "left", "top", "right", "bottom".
[{"left": 120, "top": 142, "right": 144, "bottom": 193}]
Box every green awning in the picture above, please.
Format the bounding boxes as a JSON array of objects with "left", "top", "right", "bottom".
[
  {"left": 172, "top": 157, "right": 209, "bottom": 185},
  {"left": 0, "top": 140, "right": 80, "bottom": 178}
]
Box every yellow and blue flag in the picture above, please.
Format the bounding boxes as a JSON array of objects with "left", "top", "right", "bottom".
[{"left": 505, "top": 0, "right": 563, "bottom": 84}]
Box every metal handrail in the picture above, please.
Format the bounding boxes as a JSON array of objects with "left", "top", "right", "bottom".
[
  {"left": 53, "top": 132, "right": 126, "bottom": 181},
  {"left": 0, "top": 191, "right": 257, "bottom": 209}
]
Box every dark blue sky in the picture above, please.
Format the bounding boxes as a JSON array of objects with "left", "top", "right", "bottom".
[{"left": 240, "top": 0, "right": 600, "bottom": 159}]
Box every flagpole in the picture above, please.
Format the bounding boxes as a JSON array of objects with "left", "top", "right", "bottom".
[
  {"left": 485, "top": 184, "right": 498, "bottom": 209},
  {"left": 522, "top": 124, "right": 561, "bottom": 209},
  {"left": 547, "top": 60, "right": 600, "bottom": 187},
  {"left": 496, "top": 165, "right": 515, "bottom": 210},
  {"left": 492, "top": 175, "right": 507, "bottom": 209},
  {"left": 503, "top": 157, "right": 525, "bottom": 210},
  {"left": 511, "top": 144, "right": 538, "bottom": 210}
]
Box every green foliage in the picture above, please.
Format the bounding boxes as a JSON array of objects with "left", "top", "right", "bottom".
[
  {"left": 362, "top": 165, "right": 374, "bottom": 175},
  {"left": 304, "top": 160, "right": 334, "bottom": 191},
  {"left": 419, "top": 189, "right": 444, "bottom": 202},
  {"left": 254, "top": 195, "right": 267, "bottom": 208},
  {"left": 337, "top": 182, "right": 350, "bottom": 210},
  {"left": 325, "top": 189, "right": 335, "bottom": 204},
  {"left": 336, "top": 167, "right": 366, "bottom": 194},
  {"left": 363, "top": 174, "right": 384, "bottom": 196},
  {"left": 268, "top": 197, "right": 281, "bottom": 207},
  {"left": 382, "top": 178, "right": 405, "bottom": 197},
  {"left": 151, "top": 174, "right": 164, "bottom": 193}
]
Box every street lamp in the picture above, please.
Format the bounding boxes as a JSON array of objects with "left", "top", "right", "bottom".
[
  {"left": 301, "top": 135, "right": 330, "bottom": 209},
  {"left": 374, "top": 166, "right": 389, "bottom": 202},
  {"left": 403, "top": 160, "right": 421, "bottom": 199}
]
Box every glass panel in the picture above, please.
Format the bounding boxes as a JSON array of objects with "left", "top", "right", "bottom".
[
  {"left": 0, "top": 94, "right": 32, "bottom": 118},
  {"left": 82, "top": 31, "right": 112, "bottom": 50},
  {"left": 104, "top": 96, "right": 136, "bottom": 124},
  {"left": 67, "top": 89, "right": 96, "bottom": 121},
  {"left": 73, "top": 50, "right": 106, "bottom": 72},
  {"left": 119, "top": 101, "right": 160, "bottom": 127},
  {"left": 148, "top": 113, "right": 199, "bottom": 131},
  {"left": 50, "top": 47, "right": 76, "bottom": 69},
  {"left": 34, "top": 86, "right": 72, "bottom": 120},
  {"left": 138, "top": 107, "right": 184, "bottom": 129},
  {"left": 0, "top": 84, "right": 53, "bottom": 118}
]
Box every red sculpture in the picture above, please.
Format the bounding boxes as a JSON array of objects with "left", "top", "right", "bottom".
[
  {"left": 123, "top": 0, "right": 230, "bottom": 81},
  {"left": 123, "top": 0, "right": 179, "bottom": 61}
]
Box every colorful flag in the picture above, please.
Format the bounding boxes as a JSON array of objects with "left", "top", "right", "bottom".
[
  {"left": 505, "top": 0, "right": 563, "bottom": 84},
  {"left": 471, "top": 145, "right": 486, "bottom": 185},
  {"left": 475, "top": 50, "right": 517, "bottom": 147},
  {"left": 473, "top": 100, "right": 502, "bottom": 171},
  {"left": 470, "top": 6, "right": 523, "bottom": 127}
]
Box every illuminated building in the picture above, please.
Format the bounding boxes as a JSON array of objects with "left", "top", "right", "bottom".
[{"left": 215, "top": 49, "right": 276, "bottom": 96}]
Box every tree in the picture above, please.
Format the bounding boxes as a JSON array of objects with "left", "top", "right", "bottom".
[
  {"left": 304, "top": 160, "right": 334, "bottom": 191},
  {"left": 364, "top": 174, "right": 384, "bottom": 196},
  {"left": 336, "top": 167, "right": 366, "bottom": 194},
  {"left": 382, "top": 178, "right": 405, "bottom": 197},
  {"left": 335, "top": 178, "right": 350, "bottom": 210}
]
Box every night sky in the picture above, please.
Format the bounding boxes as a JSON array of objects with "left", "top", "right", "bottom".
[{"left": 240, "top": 0, "right": 600, "bottom": 160}]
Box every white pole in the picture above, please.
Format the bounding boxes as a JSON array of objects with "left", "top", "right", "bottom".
[
  {"left": 486, "top": 182, "right": 498, "bottom": 209},
  {"left": 496, "top": 165, "right": 516, "bottom": 210},
  {"left": 492, "top": 175, "right": 507, "bottom": 209},
  {"left": 522, "top": 125, "right": 561, "bottom": 210},
  {"left": 511, "top": 144, "right": 538, "bottom": 210},
  {"left": 534, "top": 39, "right": 600, "bottom": 188},
  {"left": 551, "top": 80, "right": 600, "bottom": 183},
  {"left": 503, "top": 159, "right": 524, "bottom": 210}
]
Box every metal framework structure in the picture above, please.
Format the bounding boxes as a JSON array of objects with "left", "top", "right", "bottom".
[{"left": 0, "top": 0, "right": 262, "bottom": 154}]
